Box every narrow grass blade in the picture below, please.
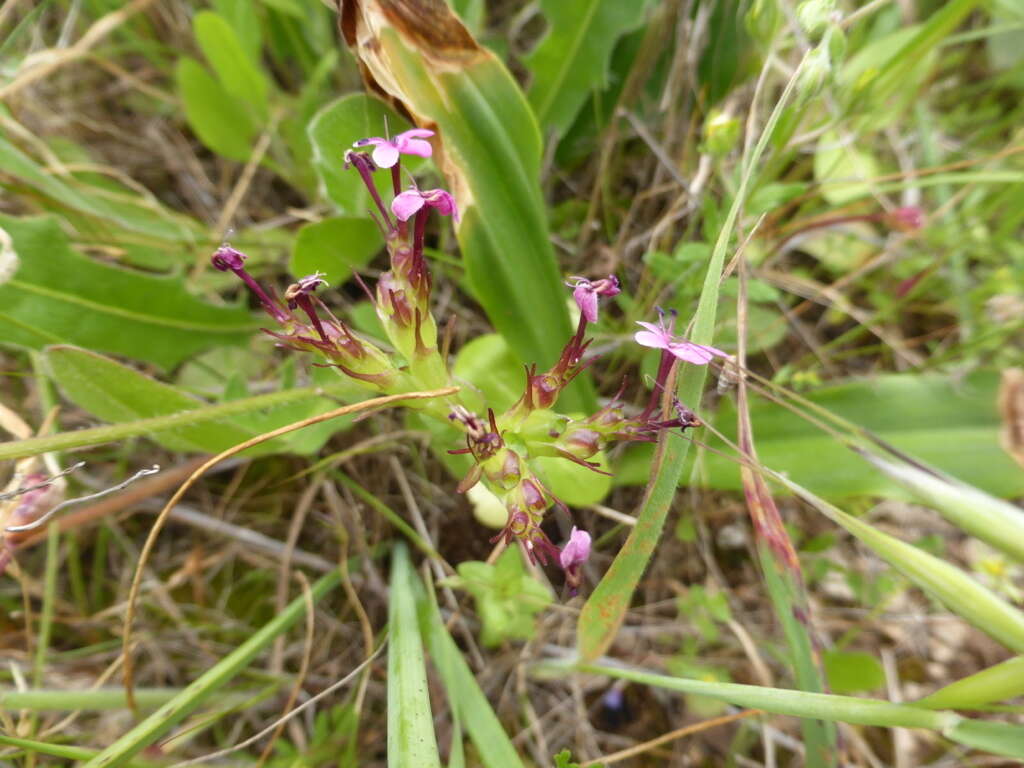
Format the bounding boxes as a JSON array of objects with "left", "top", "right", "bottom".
[
  {"left": 388, "top": 542, "right": 442, "bottom": 768},
  {"left": 81, "top": 568, "right": 341, "bottom": 768},
  {"left": 576, "top": 55, "right": 806, "bottom": 662},
  {"left": 0, "top": 735, "right": 97, "bottom": 761},
  {"left": 563, "top": 660, "right": 1024, "bottom": 759},
  {"left": 759, "top": 547, "right": 835, "bottom": 766},
  {"left": 0, "top": 377, "right": 357, "bottom": 461},
  {"left": 413, "top": 569, "right": 527, "bottom": 768},
  {"left": 775, "top": 476, "right": 1024, "bottom": 655},
  {"left": 917, "top": 656, "right": 1024, "bottom": 710},
  {"left": 858, "top": 450, "right": 1024, "bottom": 563},
  {"left": 0, "top": 688, "right": 190, "bottom": 711}
]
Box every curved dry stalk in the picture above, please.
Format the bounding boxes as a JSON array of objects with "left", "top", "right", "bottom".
[{"left": 121, "top": 387, "right": 458, "bottom": 711}]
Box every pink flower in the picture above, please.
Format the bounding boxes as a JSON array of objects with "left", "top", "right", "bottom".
[
  {"left": 634, "top": 309, "right": 727, "bottom": 365},
  {"left": 353, "top": 128, "right": 434, "bottom": 169},
  {"left": 392, "top": 187, "right": 459, "bottom": 222},
  {"left": 568, "top": 275, "right": 621, "bottom": 323},
  {"left": 560, "top": 526, "right": 591, "bottom": 595},
  {"left": 560, "top": 526, "right": 591, "bottom": 570}
]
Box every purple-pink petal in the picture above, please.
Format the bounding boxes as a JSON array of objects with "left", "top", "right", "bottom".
[
  {"left": 634, "top": 330, "right": 669, "bottom": 349},
  {"left": 370, "top": 143, "right": 400, "bottom": 168},
  {"left": 424, "top": 189, "right": 458, "bottom": 221},
  {"left": 392, "top": 190, "right": 426, "bottom": 221},
  {"left": 574, "top": 284, "right": 598, "bottom": 323},
  {"left": 397, "top": 128, "right": 435, "bottom": 140},
  {"left": 560, "top": 527, "right": 591, "bottom": 569},
  {"left": 668, "top": 341, "right": 726, "bottom": 365},
  {"left": 354, "top": 137, "right": 385, "bottom": 148}
]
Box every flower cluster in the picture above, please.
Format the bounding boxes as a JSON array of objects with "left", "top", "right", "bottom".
[{"left": 212, "top": 127, "right": 730, "bottom": 595}]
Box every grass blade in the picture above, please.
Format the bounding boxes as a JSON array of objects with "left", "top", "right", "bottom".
[
  {"left": 774, "top": 476, "right": 1024, "bottom": 655},
  {"left": 917, "top": 656, "right": 1024, "bottom": 710},
  {"left": 388, "top": 542, "right": 442, "bottom": 768},
  {"left": 858, "top": 450, "right": 1024, "bottom": 563},
  {"left": 576, "top": 53, "right": 806, "bottom": 662},
  {"left": 558, "top": 660, "right": 1024, "bottom": 759},
  {"left": 413, "top": 569, "right": 527, "bottom": 768},
  {"left": 81, "top": 568, "right": 341, "bottom": 768},
  {"left": 0, "top": 377, "right": 357, "bottom": 461}
]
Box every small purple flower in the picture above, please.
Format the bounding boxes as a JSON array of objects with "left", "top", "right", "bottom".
[
  {"left": 560, "top": 526, "right": 591, "bottom": 570},
  {"left": 211, "top": 245, "right": 246, "bottom": 272},
  {"left": 353, "top": 128, "right": 434, "bottom": 169},
  {"left": 634, "top": 309, "right": 726, "bottom": 365},
  {"left": 568, "top": 275, "right": 621, "bottom": 323},
  {"left": 560, "top": 526, "right": 592, "bottom": 595},
  {"left": 284, "top": 272, "right": 328, "bottom": 307},
  {"left": 392, "top": 187, "right": 459, "bottom": 222}
]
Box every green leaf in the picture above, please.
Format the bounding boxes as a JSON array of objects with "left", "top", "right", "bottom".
[
  {"left": 0, "top": 132, "right": 199, "bottom": 243},
  {"left": 814, "top": 130, "right": 881, "bottom": 206},
  {"left": 389, "top": 543, "right": 443, "bottom": 768},
  {"left": 860, "top": 453, "right": 1024, "bottom": 563},
  {"left": 775, "top": 476, "right": 1024, "bottom": 655},
  {"left": 176, "top": 57, "right": 257, "bottom": 162},
  {"left": 289, "top": 216, "right": 384, "bottom": 286},
  {"left": 917, "top": 656, "right": 1024, "bottom": 710},
  {"left": 193, "top": 11, "right": 270, "bottom": 120},
  {"left": 534, "top": 453, "right": 611, "bottom": 507},
  {"left": 616, "top": 372, "right": 1022, "bottom": 500},
  {"left": 576, "top": 54, "right": 804, "bottom": 662},
  {"left": 0, "top": 215, "right": 255, "bottom": 369},
  {"left": 413, "top": 568, "right": 530, "bottom": 768},
  {"left": 307, "top": 94, "right": 416, "bottom": 213},
  {"left": 823, "top": 650, "right": 886, "bottom": 694},
  {"left": 560, "top": 659, "right": 1024, "bottom": 759},
  {"left": 451, "top": 333, "right": 524, "bottom": 413},
  {"left": 372, "top": 23, "right": 591, "bottom": 409},
  {"left": 526, "top": 0, "right": 653, "bottom": 137},
  {"left": 450, "top": 548, "right": 552, "bottom": 647},
  {"left": 44, "top": 346, "right": 345, "bottom": 456},
  {"left": 211, "top": 0, "right": 262, "bottom": 63},
  {"left": 82, "top": 569, "right": 341, "bottom": 768}
]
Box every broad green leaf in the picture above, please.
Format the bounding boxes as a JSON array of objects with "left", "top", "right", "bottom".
[
  {"left": 451, "top": 333, "right": 524, "bottom": 413},
  {"left": 82, "top": 569, "right": 342, "bottom": 768},
  {"left": 823, "top": 650, "right": 886, "bottom": 694},
  {"left": 45, "top": 346, "right": 345, "bottom": 456},
  {"left": 526, "top": 0, "right": 653, "bottom": 136},
  {"left": 307, "top": 94, "right": 416, "bottom": 213},
  {"left": 389, "top": 543, "right": 442, "bottom": 768},
  {"left": 561, "top": 660, "right": 1024, "bottom": 759},
  {"left": 534, "top": 453, "right": 611, "bottom": 507},
  {"left": 289, "top": 216, "right": 384, "bottom": 285},
  {"left": 193, "top": 11, "right": 270, "bottom": 120},
  {"left": 414, "top": 565, "right": 528, "bottom": 768},
  {"left": 341, "top": 5, "right": 590, "bottom": 408},
  {"left": 176, "top": 57, "right": 257, "bottom": 162},
  {"left": 0, "top": 215, "right": 255, "bottom": 369},
  {"left": 211, "top": 0, "right": 262, "bottom": 64}
]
